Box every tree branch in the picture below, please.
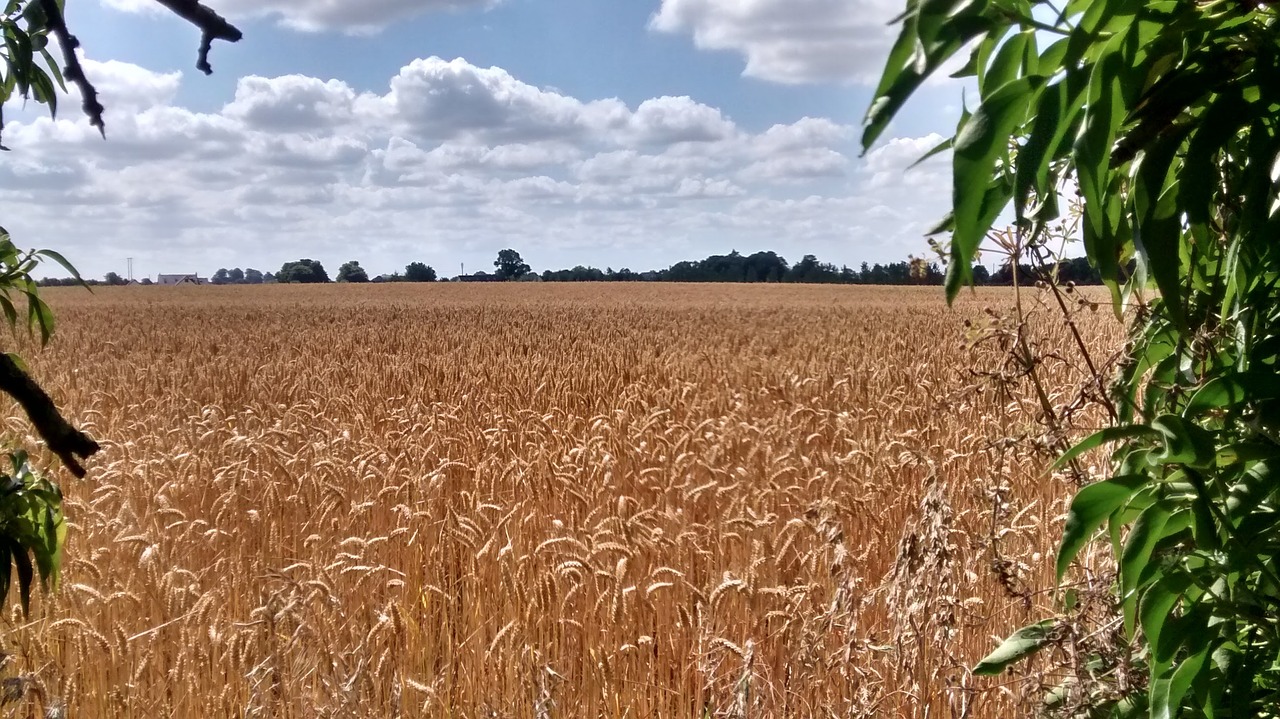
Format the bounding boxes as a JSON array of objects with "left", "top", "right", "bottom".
[
  {"left": 0, "top": 355, "right": 99, "bottom": 478},
  {"left": 37, "top": 0, "right": 104, "bottom": 137},
  {"left": 150, "top": 0, "right": 243, "bottom": 75}
]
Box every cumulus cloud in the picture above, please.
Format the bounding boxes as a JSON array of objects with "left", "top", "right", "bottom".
[
  {"left": 386, "top": 58, "right": 625, "bottom": 143},
  {"left": 650, "top": 0, "right": 901, "bottom": 85},
  {"left": 102, "top": 0, "right": 498, "bottom": 33},
  {"left": 82, "top": 59, "right": 182, "bottom": 111},
  {"left": 0, "top": 56, "right": 940, "bottom": 279},
  {"left": 225, "top": 76, "right": 363, "bottom": 131}
]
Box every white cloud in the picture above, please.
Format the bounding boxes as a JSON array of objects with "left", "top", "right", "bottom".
[
  {"left": 82, "top": 59, "right": 182, "bottom": 111},
  {"left": 387, "top": 58, "right": 626, "bottom": 144},
  {"left": 628, "top": 96, "right": 736, "bottom": 145},
  {"left": 651, "top": 0, "right": 902, "bottom": 85},
  {"left": 102, "top": 0, "right": 498, "bottom": 33},
  {"left": 0, "top": 56, "right": 950, "bottom": 280},
  {"left": 225, "top": 76, "right": 362, "bottom": 131}
]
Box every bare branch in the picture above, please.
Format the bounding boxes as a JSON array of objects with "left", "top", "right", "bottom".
[
  {"left": 37, "top": 0, "right": 104, "bottom": 137},
  {"left": 151, "top": 0, "right": 244, "bottom": 75},
  {"left": 0, "top": 354, "right": 99, "bottom": 478}
]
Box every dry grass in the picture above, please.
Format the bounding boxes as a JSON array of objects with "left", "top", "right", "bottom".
[{"left": 0, "top": 282, "right": 1118, "bottom": 717}]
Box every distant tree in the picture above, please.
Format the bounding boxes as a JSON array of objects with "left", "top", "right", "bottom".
[
  {"left": 228, "top": 268, "right": 245, "bottom": 284},
  {"left": 278, "top": 259, "right": 330, "bottom": 284},
  {"left": 971, "top": 265, "right": 991, "bottom": 285},
  {"left": 494, "top": 249, "right": 531, "bottom": 280},
  {"left": 263, "top": 272, "right": 276, "bottom": 283},
  {"left": 243, "top": 268, "right": 264, "bottom": 285},
  {"left": 404, "top": 262, "right": 437, "bottom": 282},
  {"left": 784, "top": 255, "right": 841, "bottom": 284},
  {"left": 211, "top": 268, "right": 231, "bottom": 285},
  {"left": 104, "top": 272, "right": 126, "bottom": 286},
  {"left": 336, "top": 261, "right": 369, "bottom": 283}
]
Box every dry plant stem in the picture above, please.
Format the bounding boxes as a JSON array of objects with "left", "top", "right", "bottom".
[
  {"left": 1027, "top": 243, "right": 1117, "bottom": 423},
  {"left": 0, "top": 353, "right": 97, "bottom": 477}
]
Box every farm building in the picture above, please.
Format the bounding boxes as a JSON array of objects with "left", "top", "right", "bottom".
[{"left": 157, "top": 274, "right": 205, "bottom": 286}]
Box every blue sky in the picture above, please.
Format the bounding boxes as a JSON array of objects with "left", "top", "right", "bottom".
[{"left": 1, "top": 0, "right": 965, "bottom": 280}]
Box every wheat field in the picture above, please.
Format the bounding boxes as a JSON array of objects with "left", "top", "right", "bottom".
[{"left": 0, "top": 282, "right": 1117, "bottom": 717}]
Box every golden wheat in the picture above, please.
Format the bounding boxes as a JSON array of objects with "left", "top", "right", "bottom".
[{"left": 0, "top": 282, "right": 1116, "bottom": 717}]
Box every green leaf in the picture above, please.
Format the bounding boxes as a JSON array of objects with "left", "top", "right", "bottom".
[
  {"left": 1013, "top": 70, "right": 1087, "bottom": 222},
  {"left": 1151, "top": 415, "right": 1216, "bottom": 469},
  {"left": 947, "top": 75, "right": 1044, "bottom": 302},
  {"left": 1051, "top": 425, "right": 1159, "bottom": 471},
  {"left": 863, "top": 0, "right": 993, "bottom": 151},
  {"left": 1151, "top": 632, "right": 1211, "bottom": 719},
  {"left": 1225, "top": 459, "right": 1276, "bottom": 521},
  {"left": 22, "top": 289, "right": 54, "bottom": 345},
  {"left": 34, "top": 249, "right": 83, "bottom": 284},
  {"left": 1187, "top": 372, "right": 1280, "bottom": 417},
  {"left": 38, "top": 47, "right": 63, "bottom": 92},
  {"left": 1140, "top": 570, "right": 1194, "bottom": 658},
  {"left": 1178, "top": 87, "right": 1246, "bottom": 227},
  {"left": 907, "top": 135, "right": 953, "bottom": 170},
  {"left": 0, "top": 542, "right": 10, "bottom": 610},
  {"left": 1075, "top": 35, "right": 1129, "bottom": 292},
  {"left": 1121, "top": 501, "right": 1173, "bottom": 638},
  {"left": 12, "top": 540, "right": 32, "bottom": 617},
  {"left": 1058, "top": 473, "right": 1150, "bottom": 580},
  {"left": 972, "top": 619, "right": 1056, "bottom": 675},
  {"left": 1131, "top": 124, "right": 1190, "bottom": 329},
  {"left": 982, "top": 31, "right": 1030, "bottom": 98}
]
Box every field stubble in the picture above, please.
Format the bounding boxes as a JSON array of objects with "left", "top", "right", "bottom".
[{"left": 0, "top": 283, "right": 1118, "bottom": 717}]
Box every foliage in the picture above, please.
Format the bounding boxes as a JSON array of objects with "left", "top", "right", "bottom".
[
  {"left": 213, "top": 267, "right": 259, "bottom": 284},
  {"left": 540, "top": 250, "right": 988, "bottom": 285},
  {"left": 336, "top": 260, "right": 368, "bottom": 283},
  {"left": 867, "top": 0, "right": 1280, "bottom": 713},
  {"left": 493, "top": 249, "right": 531, "bottom": 280},
  {"left": 278, "top": 259, "right": 330, "bottom": 284},
  {"left": 0, "top": 451, "right": 65, "bottom": 616},
  {"left": 404, "top": 262, "right": 436, "bottom": 282},
  {"left": 103, "top": 271, "right": 125, "bottom": 286}
]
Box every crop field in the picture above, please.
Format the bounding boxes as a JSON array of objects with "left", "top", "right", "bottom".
[{"left": 0, "top": 283, "right": 1118, "bottom": 717}]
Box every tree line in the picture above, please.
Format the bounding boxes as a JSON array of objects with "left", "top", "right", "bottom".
[
  {"left": 537, "top": 251, "right": 1104, "bottom": 285},
  {"left": 38, "top": 250, "right": 1105, "bottom": 287}
]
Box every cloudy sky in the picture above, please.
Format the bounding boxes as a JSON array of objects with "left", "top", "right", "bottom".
[{"left": 0, "top": 0, "right": 965, "bottom": 280}]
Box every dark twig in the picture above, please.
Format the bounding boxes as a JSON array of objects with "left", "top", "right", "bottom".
[
  {"left": 37, "top": 0, "right": 104, "bottom": 137},
  {"left": 150, "top": 0, "right": 243, "bottom": 75},
  {"left": 0, "top": 355, "right": 99, "bottom": 478}
]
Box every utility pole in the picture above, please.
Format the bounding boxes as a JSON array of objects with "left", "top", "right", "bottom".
[{"left": 127, "top": 257, "right": 133, "bottom": 282}]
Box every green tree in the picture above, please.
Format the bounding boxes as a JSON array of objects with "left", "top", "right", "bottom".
[
  {"left": 336, "top": 261, "right": 369, "bottom": 283},
  {"left": 228, "top": 267, "right": 245, "bottom": 283},
  {"left": 493, "top": 249, "right": 531, "bottom": 280},
  {"left": 243, "top": 268, "right": 263, "bottom": 285},
  {"left": 404, "top": 262, "right": 437, "bottom": 282},
  {"left": 211, "top": 268, "right": 231, "bottom": 285},
  {"left": 868, "top": 0, "right": 1280, "bottom": 714},
  {"left": 0, "top": 0, "right": 241, "bottom": 616},
  {"left": 103, "top": 272, "right": 125, "bottom": 286},
  {"left": 278, "top": 259, "right": 330, "bottom": 284}
]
